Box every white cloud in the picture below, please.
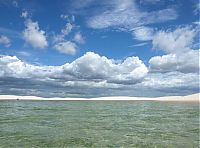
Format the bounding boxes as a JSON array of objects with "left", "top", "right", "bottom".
[
  {"left": 149, "top": 26, "right": 199, "bottom": 74},
  {"left": 87, "top": 0, "right": 141, "bottom": 29},
  {"left": 129, "top": 42, "right": 148, "bottom": 47},
  {"left": 152, "top": 26, "right": 196, "bottom": 53},
  {"left": 73, "top": 32, "right": 85, "bottom": 44},
  {"left": 193, "top": 21, "right": 200, "bottom": 25},
  {"left": 0, "top": 55, "right": 63, "bottom": 79},
  {"left": 0, "top": 52, "right": 148, "bottom": 85},
  {"left": 0, "top": 52, "right": 149, "bottom": 97},
  {"left": 149, "top": 50, "right": 199, "bottom": 73},
  {"left": 142, "top": 8, "right": 177, "bottom": 24},
  {"left": 21, "top": 11, "right": 28, "bottom": 18},
  {"left": 53, "top": 34, "right": 65, "bottom": 43},
  {"left": 54, "top": 41, "right": 77, "bottom": 55},
  {"left": 61, "top": 23, "right": 73, "bottom": 36},
  {"left": 87, "top": 0, "right": 177, "bottom": 30},
  {"left": 53, "top": 23, "right": 73, "bottom": 43},
  {"left": 53, "top": 19, "right": 83, "bottom": 55},
  {"left": 140, "top": 72, "right": 198, "bottom": 92},
  {"left": 132, "top": 26, "right": 154, "bottom": 41},
  {"left": 68, "top": 52, "right": 148, "bottom": 84},
  {"left": 0, "top": 35, "right": 11, "bottom": 47},
  {"left": 23, "top": 19, "right": 48, "bottom": 49},
  {"left": 0, "top": 52, "right": 198, "bottom": 97}
]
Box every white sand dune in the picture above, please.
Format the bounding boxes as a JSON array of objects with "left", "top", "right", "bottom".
[{"left": 0, "top": 93, "right": 199, "bottom": 102}]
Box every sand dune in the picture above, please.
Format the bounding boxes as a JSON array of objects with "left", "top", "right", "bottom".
[{"left": 0, "top": 93, "right": 199, "bottom": 102}]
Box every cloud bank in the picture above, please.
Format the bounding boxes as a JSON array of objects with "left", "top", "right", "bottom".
[
  {"left": 0, "top": 48, "right": 198, "bottom": 97},
  {"left": 0, "top": 52, "right": 151, "bottom": 97}
]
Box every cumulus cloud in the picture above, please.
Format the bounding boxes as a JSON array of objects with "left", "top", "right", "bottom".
[
  {"left": 54, "top": 41, "right": 77, "bottom": 55},
  {"left": 23, "top": 19, "right": 48, "bottom": 49},
  {"left": 131, "top": 26, "right": 199, "bottom": 74},
  {"left": 149, "top": 50, "right": 199, "bottom": 73},
  {"left": 0, "top": 55, "right": 54, "bottom": 79},
  {"left": 0, "top": 52, "right": 148, "bottom": 83},
  {"left": 149, "top": 26, "right": 199, "bottom": 74},
  {"left": 69, "top": 52, "right": 148, "bottom": 84},
  {"left": 0, "top": 51, "right": 199, "bottom": 97},
  {"left": 0, "top": 52, "right": 149, "bottom": 96},
  {"left": 53, "top": 16, "right": 85, "bottom": 55},
  {"left": 0, "top": 35, "right": 11, "bottom": 47}
]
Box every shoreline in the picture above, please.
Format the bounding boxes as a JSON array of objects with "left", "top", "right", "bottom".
[{"left": 0, "top": 93, "right": 199, "bottom": 102}]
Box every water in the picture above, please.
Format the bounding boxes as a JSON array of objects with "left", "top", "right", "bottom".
[{"left": 0, "top": 100, "right": 199, "bottom": 147}]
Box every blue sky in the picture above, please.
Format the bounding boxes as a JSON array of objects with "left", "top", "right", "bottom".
[{"left": 0, "top": 0, "right": 199, "bottom": 97}]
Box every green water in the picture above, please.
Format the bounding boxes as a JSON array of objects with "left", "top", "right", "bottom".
[{"left": 0, "top": 101, "right": 199, "bottom": 148}]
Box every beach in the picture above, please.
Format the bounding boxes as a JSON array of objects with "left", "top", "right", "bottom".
[{"left": 0, "top": 93, "right": 199, "bottom": 102}]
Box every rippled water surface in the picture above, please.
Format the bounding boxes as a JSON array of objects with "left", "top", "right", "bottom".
[{"left": 0, "top": 100, "right": 199, "bottom": 147}]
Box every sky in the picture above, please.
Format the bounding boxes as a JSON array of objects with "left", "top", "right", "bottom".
[{"left": 0, "top": 0, "right": 199, "bottom": 97}]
